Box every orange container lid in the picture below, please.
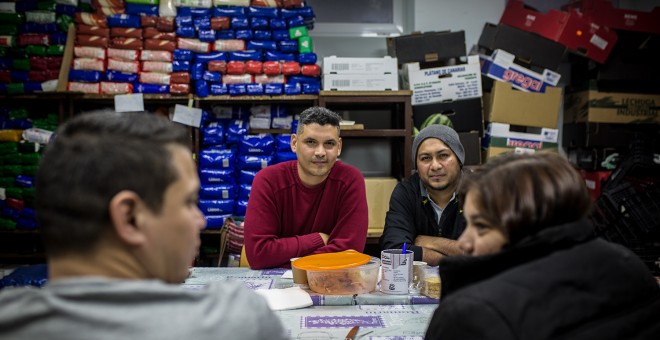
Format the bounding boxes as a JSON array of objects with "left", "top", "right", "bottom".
[{"left": 292, "top": 249, "right": 371, "bottom": 271}]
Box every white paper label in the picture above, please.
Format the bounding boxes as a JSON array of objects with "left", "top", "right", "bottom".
[
  {"left": 172, "top": 104, "right": 203, "bottom": 128},
  {"left": 114, "top": 93, "right": 144, "bottom": 113},
  {"left": 590, "top": 34, "right": 608, "bottom": 50}
]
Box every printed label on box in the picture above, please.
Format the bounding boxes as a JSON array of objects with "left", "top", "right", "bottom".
[
  {"left": 480, "top": 49, "right": 561, "bottom": 93},
  {"left": 323, "top": 56, "right": 398, "bottom": 75},
  {"left": 407, "top": 55, "right": 482, "bottom": 105},
  {"left": 484, "top": 122, "right": 559, "bottom": 159},
  {"left": 322, "top": 73, "right": 398, "bottom": 91},
  {"left": 565, "top": 90, "right": 660, "bottom": 124},
  {"left": 487, "top": 122, "right": 559, "bottom": 143}
]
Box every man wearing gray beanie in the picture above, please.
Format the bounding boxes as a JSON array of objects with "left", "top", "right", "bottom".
[{"left": 380, "top": 124, "right": 466, "bottom": 265}]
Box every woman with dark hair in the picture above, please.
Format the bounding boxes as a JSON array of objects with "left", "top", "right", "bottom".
[{"left": 425, "top": 152, "right": 660, "bottom": 339}]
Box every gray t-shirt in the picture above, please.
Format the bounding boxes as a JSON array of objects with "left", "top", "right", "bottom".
[{"left": 0, "top": 277, "right": 288, "bottom": 340}]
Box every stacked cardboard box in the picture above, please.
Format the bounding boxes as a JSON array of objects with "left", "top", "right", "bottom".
[
  {"left": 482, "top": 81, "right": 561, "bottom": 158},
  {"left": 560, "top": 0, "right": 660, "bottom": 173},
  {"left": 475, "top": 18, "right": 564, "bottom": 160},
  {"left": 476, "top": 22, "right": 566, "bottom": 93},
  {"left": 389, "top": 30, "right": 483, "bottom": 165},
  {"left": 322, "top": 56, "right": 398, "bottom": 91}
]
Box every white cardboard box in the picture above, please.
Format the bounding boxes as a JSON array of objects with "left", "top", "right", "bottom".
[
  {"left": 484, "top": 122, "right": 559, "bottom": 158},
  {"left": 480, "top": 49, "right": 561, "bottom": 93},
  {"left": 322, "top": 73, "right": 399, "bottom": 91},
  {"left": 323, "top": 56, "right": 398, "bottom": 75},
  {"left": 405, "top": 55, "right": 482, "bottom": 105}
]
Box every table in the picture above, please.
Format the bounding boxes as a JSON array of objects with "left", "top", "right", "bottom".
[{"left": 184, "top": 267, "right": 438, "bottom": 339}]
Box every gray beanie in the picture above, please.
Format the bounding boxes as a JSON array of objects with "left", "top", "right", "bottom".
[{"left": 412, "top": 124, "right": 465, "bottom": 169}]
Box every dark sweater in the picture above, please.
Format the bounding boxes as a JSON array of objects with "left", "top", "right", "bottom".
[
  {"left": 425, "top": 219, "right": 660, "bottom": 339},
  {"left": 379, "top": 172, "right": 466, "bottom": 262}
]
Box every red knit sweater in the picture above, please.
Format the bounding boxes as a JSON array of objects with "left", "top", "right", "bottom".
[{"left": 243, "top": 160, "right": 368, "bottom": 269}]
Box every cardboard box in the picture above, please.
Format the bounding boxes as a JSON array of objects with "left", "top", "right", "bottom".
[
  {"left": 484, "top": 122, "right": 559, "bottom": 158},
  {"left": 482, "top": 91, "right": 492, "bottom": 120},
  {"left": 323, "top": 56, "right": 398, "bottom": 75},
  {"left": 488, "top": 80, "right": 562, "bottom": 128},
  {"left": 365, "top": 177, "right": 398, "bottom": 231},
  {"left": 564, "top": 90, "right": 660, "bottom": 124},
  {"left": 568, "top": 0, "right": 660, "bottom": 35},
  {"left": 480, "top": 49, "right": 561, "bottom": 93},
  {"left": 387, "top": 31, "right": 466, "bottom": 65},
  {"left": 458, "top": 131, "right": 482, "bottom": 166},
  {"left": 412, "top": 97, "right": 484, "bottom": 135},
  {"left": 594, "top": 31, "right": 660, "bottom": 94},
  {"left": 562, "top": 122, "right": 660, "bottom": 148},
  {"left": 322, "top": 73, "right": 399, "bottom": 91},
  {"left": 405, "top": 55, "right": 482, "bottom": 105},
  {"left": 499, "top": 0, "right": 618, "bottom": 64},
  {"left": 478, "top": 23, "right": 566, "bottom": 71}
]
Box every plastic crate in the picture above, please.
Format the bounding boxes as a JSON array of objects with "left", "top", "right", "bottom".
[{"left": 590, "top": 138, "right": 660, "bottom": 275}]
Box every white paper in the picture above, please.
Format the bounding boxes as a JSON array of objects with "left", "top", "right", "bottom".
[
  {"left": 281, "top": 270, "right": 293, "bottom": 279},
  {"left": 172, "top": 104, "right": 203, "bottom": 128},
  {"left": 114, "top": 93, "right": 144, "bottom": 113},
  {"left": 255, "top": 287, "right": 313, "bottom": 311}
]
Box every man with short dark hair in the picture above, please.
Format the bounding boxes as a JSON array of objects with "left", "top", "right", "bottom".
[
  {"left": 0, "top": 111, "right": 287, "bottom": 340},
  {"left": 244, "top": 106, "right": 369, "bottom": 269},
  {"left": 380, "top": 124, "right": 467, "bottom": 266}
]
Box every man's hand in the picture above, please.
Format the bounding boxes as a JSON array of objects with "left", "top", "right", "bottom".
[
  {"left": 415, "top": 235, "right": 463, "bottom": 265},
  {"left": 319, "top": 232, "right": 330, "bottom": 245},
  {"left": 415, "top": 235, "right": 462, "bottom": 256},
  {"left": 420, "top": 248, "right": 444, "bottom": 266}
]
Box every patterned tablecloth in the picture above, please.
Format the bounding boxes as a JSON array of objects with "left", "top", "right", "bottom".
[
  {"left": 184, "top": 267, "right": 439, "bottom": 306},
  {"left": 184, "top": 267, "right": 438, "bottom": 339},
  {"left": 277, "top": 304, "right": 435, "bottom": 339}
]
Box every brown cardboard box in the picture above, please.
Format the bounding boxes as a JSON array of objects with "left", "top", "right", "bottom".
[
  {"left": 365, "top": 177, "right": 398, "bottom": 235},
  {"left": 564, "top": 90, "right": 660, "bottom": 124},
  {"left": 488, "top": 80, "right": 562, "bottom": 128},
  {"left": 484, "top": 122, "right": 559, "bottom": 159},
  {"left": 482, "top": 91, "right": 491, "bottom": 122}
]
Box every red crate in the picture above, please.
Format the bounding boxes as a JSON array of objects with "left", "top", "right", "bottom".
[
  {"left": 568, "top": 0, "right": 660, "bottom": 35},
  {"left": 500, "top": 0, "right": 618, "bottom": 63}
]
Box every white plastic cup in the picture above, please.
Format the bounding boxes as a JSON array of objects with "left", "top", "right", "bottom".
[
  {"left": 410, "top": 261, "right": 428, "bottom": 292},
  {"left": 380, "top": 249, "right": 413, "bottom": 294}
]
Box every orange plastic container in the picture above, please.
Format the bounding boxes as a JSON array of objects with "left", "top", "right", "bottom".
[{"left": 292, "top": 250, "right": 380, "bottom": 295}]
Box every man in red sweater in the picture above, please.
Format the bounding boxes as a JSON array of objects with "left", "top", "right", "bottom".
[{"left": 243, "top": 106, "right": 368, "bottom": 269}]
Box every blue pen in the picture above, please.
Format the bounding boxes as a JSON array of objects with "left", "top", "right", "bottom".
[{"left": 402, "top": 242, "right": 407, "bottom": 254}]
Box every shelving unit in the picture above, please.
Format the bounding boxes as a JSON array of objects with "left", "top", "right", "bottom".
[
  {"left": 194, "top": 94, "right": 318, "bottom": 157},
  {"left": 0, "top": 91, "right": 413, "bottom": 265},
  {"left": 318, "top": 90, "right": 414, "bottom": 180},
  {"left": 0, "top": 93, "right": 69, "bottom": 265},
  {"left": 0, "top": 226, "right": 44, "bottom": 264}
]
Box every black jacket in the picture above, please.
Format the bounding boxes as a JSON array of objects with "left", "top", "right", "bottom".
[
  {"left": 379, "top": 172, "right": 466, "bottom": 262},
  {"left": 425, "top": 219, "right": 660, "bottom": 340}
]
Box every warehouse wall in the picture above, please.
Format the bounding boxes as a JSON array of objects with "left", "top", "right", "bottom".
[{"left": 311, "top": 0, "right": 506, "bottom": 60}]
